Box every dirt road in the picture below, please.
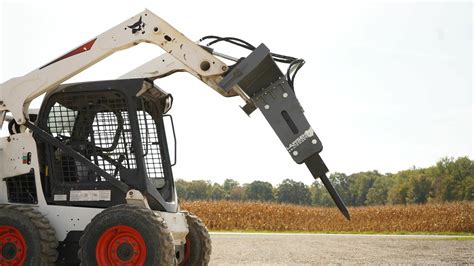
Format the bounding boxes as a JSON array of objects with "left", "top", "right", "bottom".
[{"left": 209, "top": 232, "right": 473, "bottom": 265}]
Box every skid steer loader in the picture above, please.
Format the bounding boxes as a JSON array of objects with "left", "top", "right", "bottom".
[{"left": 0, "top": 9, "right": 349, "bottom": 265}]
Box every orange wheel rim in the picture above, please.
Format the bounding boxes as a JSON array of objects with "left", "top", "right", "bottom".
[
  {"left": 179, "top": 237, "right": 191, "bottom": 266},
  {"left": 96, "top": 225, "right": 147, "bottom": 265},
  {"left": 0, "top": 225, "right": 27, "bottom": 265}
]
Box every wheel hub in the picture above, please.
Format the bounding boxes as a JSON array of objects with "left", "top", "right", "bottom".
[
  {"left": 116, "top": 242, "right": 133, "bottom": 261},
  {"left": 2, "top": 242, "right": 17, "bottom": 260},
  {"left": 0, "top": 226, "right": 27, "bottom": 265}
]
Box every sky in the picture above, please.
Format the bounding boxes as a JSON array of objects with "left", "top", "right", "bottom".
[{"left": 0, "top": 0, "right": 472, "bottom": 186}]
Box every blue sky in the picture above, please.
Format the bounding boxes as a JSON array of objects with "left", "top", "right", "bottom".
[{"left": 1, "top": 1, "right": 472, "bottom": 185}]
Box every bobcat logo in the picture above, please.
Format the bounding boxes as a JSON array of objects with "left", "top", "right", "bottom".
[{"left": 128, "top": 16, "right": 145, "bottom": 34}]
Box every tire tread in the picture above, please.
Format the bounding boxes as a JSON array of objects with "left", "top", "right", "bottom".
[{"left": 0, "top": 204, "right": 59, "bottom": 265}]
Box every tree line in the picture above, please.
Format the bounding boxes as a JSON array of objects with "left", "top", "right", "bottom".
[{"left": 175, "top": 157, "right": 473, "bottom": 206}]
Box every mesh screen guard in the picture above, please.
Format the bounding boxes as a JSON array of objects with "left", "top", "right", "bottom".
[{"left": 45, "top": 89, "right": 166, "bottom": 186}]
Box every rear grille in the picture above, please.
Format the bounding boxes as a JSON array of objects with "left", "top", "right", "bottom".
[{"left": 5, "top": 170, "right": 38, "bottom": 204}]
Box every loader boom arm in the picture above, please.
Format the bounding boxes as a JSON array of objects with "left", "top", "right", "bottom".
[{"left": 0, "top": 9, "right": 237, "bottom": 126}]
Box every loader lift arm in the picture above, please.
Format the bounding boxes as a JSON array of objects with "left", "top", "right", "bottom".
[
  {"left": 0, "top": 9, "right": 233, "bottom": 126},
  {"left": 0, "top": 10, "right": 349, "bottom": 219}
]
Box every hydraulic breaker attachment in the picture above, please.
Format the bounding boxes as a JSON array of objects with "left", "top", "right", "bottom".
[{"left": 220, "top": 44, "right": 350, "bottom": 220}]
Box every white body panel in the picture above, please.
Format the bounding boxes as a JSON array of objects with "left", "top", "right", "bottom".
[
  {"left": 0, "top": 133, "right": 188, "bottom": 244},
  {"left": 0, "top": 132, "right": 46, "bottom": 206},
  {"left": 37, "top": 205, "right": 188, "bottom": 244}
]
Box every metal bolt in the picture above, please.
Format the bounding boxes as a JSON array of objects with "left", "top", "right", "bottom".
[
  {"left": 312, "top": 139, "right": 317, "bottom": 144},
  {"left": 292, "top": 151, "right": 298, "bottom": 156},
  {"left": 283, "top": 93, "right": 288, "bottom": 98},
  {"left": 264, "top": 104, "right": 270, "bottom": 110}
]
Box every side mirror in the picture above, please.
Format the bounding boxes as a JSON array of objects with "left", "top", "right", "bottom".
[{"left": 163, "top": 114, "right": 177, "bottom": 166}]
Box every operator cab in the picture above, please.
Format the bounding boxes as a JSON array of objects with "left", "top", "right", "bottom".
[{"left": 35, "top": 79, "right": 177, "bottom": 211}]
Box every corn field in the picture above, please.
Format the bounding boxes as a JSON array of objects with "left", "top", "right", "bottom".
[{"left": 181, "top": 201, "right": 474, "bottom": 233}]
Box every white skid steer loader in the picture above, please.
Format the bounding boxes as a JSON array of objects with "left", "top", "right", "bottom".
[{"left": 0, "top": 9, "right": 349, "bottom": 265}]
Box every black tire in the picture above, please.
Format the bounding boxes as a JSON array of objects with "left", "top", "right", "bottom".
[
  {"left": 179, "top": 211, "right": 211, "bottom": 266},
  {"left": 0, "top": 204, "right": 58, "bottom": 265},
  {"left": 78, "top": 204, "right": 176, "bottom": 265}
]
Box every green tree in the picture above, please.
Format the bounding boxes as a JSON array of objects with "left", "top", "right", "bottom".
[
  {"left": 244, "top": 181, "right": 274, "bottom": 202},
  {"left": 210, "top": 183, "right": 226, "bottom": 200},
  {"left": 276, "top": 179, "right": 311, "bottom": 205},
  {"left": 366, "top": 176, "right": 391, "bottom": 205},
  {"left": 178, "top": 156, "right": 473, "bottom": 205},
  {"left": 223, "top": 179, "right": 240, "bottom": 200},
  {"left": 407, "top": 173, "right": 432, "bottom": 204},
  {"left": 229, "top": 186, "right": 245, "bottom": 201},
  {"left": 186, "top": 180, "right": 211, "bottom": 200},
  {"left": 349, "top": 171, "right": 380, "bottom": 206},
  {"left": 388, "top": 181, "right": 409, "bottom": 205},
  {"left": 329, "top": 172, "right": 352, "bottom": 205},
  {"left": 311, "top": 180, "right": 335, "bottom": 206},
  {"left": 432, "top": 157, "right": 473, "bottom": 201},
  {"left": 463, "top": 176, "right": 474, "bottom": 200},
  {"left": 175, "top": 179, "right": 189, "bottom": 200},
  {"left": 223, "top": 179, "right": 240, "bottom": 192}
]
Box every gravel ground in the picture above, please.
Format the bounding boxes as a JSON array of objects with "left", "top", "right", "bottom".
[{"left": 209, "top": 233, "right": 473, "bottom": 265}]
